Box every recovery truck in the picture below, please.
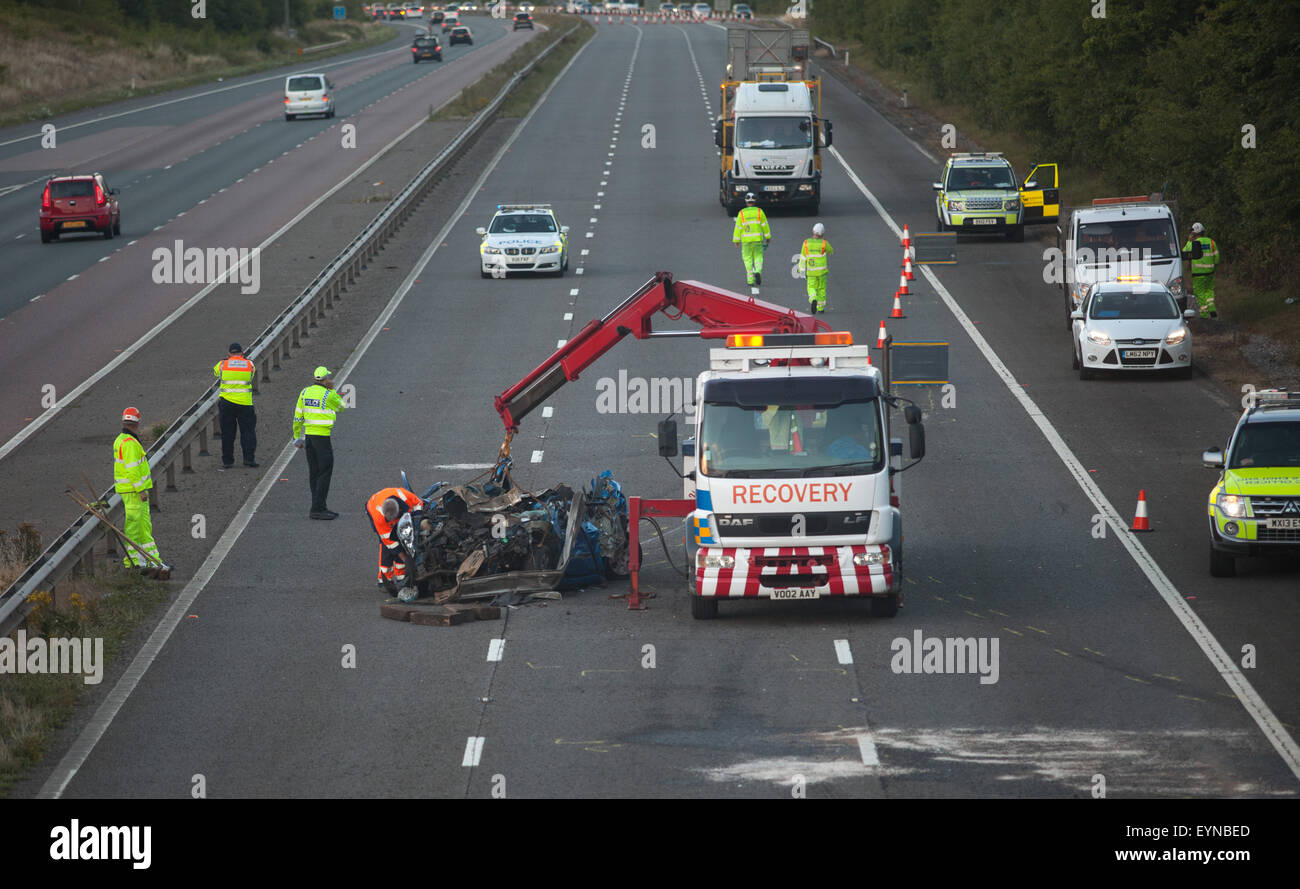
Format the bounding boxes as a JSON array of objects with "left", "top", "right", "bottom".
[
  {"left": 716, "top": 28, "right": 832, "bottom": 215},
  {"left": 494, "top": 272, "right": 926, "bottom": 620}
]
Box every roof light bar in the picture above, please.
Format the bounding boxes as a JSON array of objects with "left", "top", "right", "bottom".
[{"left": 724, "top": 331, "right": 854, "bottom": 348}]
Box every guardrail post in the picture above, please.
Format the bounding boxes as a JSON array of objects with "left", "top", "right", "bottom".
[
  {"left": 149, "top": 485, "right": 160, "bottom": 510},
  {"left": 198, "top": 426, "right": 210, "bottom": 456},
  {"left": 291, "top": 324, "right": 301, "bottom": 348},
  {"left": 165, "top": 461, "right": 177, "bottom": 492},
  {"left": 309, "top": 304, "right": 318, "bottom": 328}
]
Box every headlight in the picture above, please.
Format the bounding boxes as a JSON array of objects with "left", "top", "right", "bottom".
[
  {"left": 1168, "top": 276, "right": 1183, "bottom": 296},
  {"left": 947, "top": 199, "right": 964, "bottom": 212},
  {"left": 1216, "top": 493, "right": 1248, "bottom": 518},
  {"left": 1165, "top": 327, "right": 1187, "bottom": 345},
  {"left": 698, "top": 552, "right": 734, "bottom": 569},
  {"left": 1003, "top": 198, "right": 1020, "bottom": 211},
  {"left": 852, "top": 551, "right": 883, "bottom": 566},
  {"left": 481, "top": 246, "right": 502, "bottom": 254},
  {"left": 396, "top": 513, "right": 415, "bottom": 545},
  {"left": 1087, "top": 330, "right": 1111, "bottom": 346},
  {"left": 539, "top": 245, "right": 560, "bottom": 254}
]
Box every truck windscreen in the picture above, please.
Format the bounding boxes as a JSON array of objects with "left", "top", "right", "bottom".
[
  {"left": 1077, "top": 219, "right": 1179, "bottom": 260},
  {"left": 699, "top": 400, "right": 883, "bottom": 478},
  {"left": 736, "top": 116, "right": 813, "bottom": 150}
]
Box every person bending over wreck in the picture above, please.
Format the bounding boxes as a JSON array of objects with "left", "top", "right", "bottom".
[{"left": 366, "top": 487, "right": 423, "bottom": 597}]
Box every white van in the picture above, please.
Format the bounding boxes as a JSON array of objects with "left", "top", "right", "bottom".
[{"left": 284, "top": 73, "right": 336, "bottom": 121}]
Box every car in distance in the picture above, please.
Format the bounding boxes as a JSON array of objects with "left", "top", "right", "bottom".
[
  {"left": 1203, "top": 389, "right": 1300, "bottom": 577},
  {"left": 477, "top": 203, "right": 569, "bottom": 277},
  {"left": 1071, "top": 280, "right": 1195, "bottom": 380},
  {"left": 514, "top": 11, "right": 534, "bottom": 28},
  {"left": 733, "top": 3, "right": 752, "bottom": 17},
  {"left": 40, "top": 173, "right": 120, "bottom": 242},
  {"left": 412, "top": 35, "right": 442, "bottom": 61},
  {"left": 284, "top": 73, "right": 335, "bottom": 120},
  {"left": 442, "top": 13, "right": 460, "bottom": 30},
  {"left": 448, "top": 24, "right": 473, "bottom": 44}
]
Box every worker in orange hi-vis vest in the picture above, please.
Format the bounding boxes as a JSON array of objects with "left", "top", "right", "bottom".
[{"left": 213, "top": 342, "right": 258, "bottom": 470}]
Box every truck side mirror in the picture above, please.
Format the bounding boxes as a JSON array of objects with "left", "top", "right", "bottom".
[
  {"left": 909, "top": 424, "right": 925, "bottom": 460},
  {"left": 904, "top": 404, "right": 922, "bottom": 425},
  {"left": 714, "top": 119, "right": 723, "bottom": 148},
  {"left": 658, "top": 418, "right": 679, "bottom": 457},
  {"left": 823, "top": 119, "right": 833, "bottom": 147}
]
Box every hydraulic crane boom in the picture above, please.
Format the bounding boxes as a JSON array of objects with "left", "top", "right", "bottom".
[{"left": 494, "top": 271, "right": 831, "bottom": 434}]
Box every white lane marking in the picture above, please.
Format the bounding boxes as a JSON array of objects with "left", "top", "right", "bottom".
[
  {"left": 576, "top": 268, "right": 584, "bottom": 275},
  {"left": 0, "top": 42, "right": 409, "bottom": 149},
  {"left": 579, "top": 249, "right": 589, "bottom": 256},
  {"left": 563, "top": 312, "right": 573, "bottom": 320},
  {"left": 589, "top": 216, "right": 598, "bottom": 222},
  {"left": 66, "top": 274, "right": 78, "bottom": 281},
  {"left": 593, "top": 203, "right": 601, "bottom": 209},
  {"left": 461, "top": 736, "right": 485, "bottom": 767},
  {"left": 0, "top": 69, "right": 469, "bottom": 466},
  {"left": 36, "top": 33, "right": 597, "bottom": 798},
  {"left": 531, "top": 450, "right": 544, "bottom": 463},
  {"left": 832, "top": 142, "right": 1300, "bottom": 785},
  {"left": 542, "top": 406, "right": 554, "bottom": 418},
  {"left": 487, "top": 638, "right": 505, "bottom": 662},
  {"left": 597, "top": 191, "right": 604, "bottom": 197},
  {"left": 833, "top": 639, "right": 853, "bottom": 665},
  {"left": 857, "top": 733, "right": 880, "bottom": 767},
  {"left": 585, "top": 231, "right": 594, "bottom": 238},
  {"left": 97, "top": 256, "right": 109, "bottom": 263},
  {"left": 556, "top": 339, "right": 566, "bottom": 348},
  {"left": 434, "top": 463, "right": 495, "bottom": 469},
  {"left": 569, "top": 288, "right": 579, "bottom": 296}
]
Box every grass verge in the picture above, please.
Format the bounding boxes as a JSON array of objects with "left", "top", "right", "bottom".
[
  {"left": 433, "top": 15, "right": 593, "bottom": 121},
  {"left": 0, "top": 534, "right": 170, "bottom": 798}
]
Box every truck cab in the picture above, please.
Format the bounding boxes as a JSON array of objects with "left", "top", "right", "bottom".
[{"left": 681, "top": 333, "right": 924, "bottom": 619}]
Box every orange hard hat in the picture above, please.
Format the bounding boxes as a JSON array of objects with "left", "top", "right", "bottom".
[{"left": 122, "top": 407, "right": 141, "bottom": 423}]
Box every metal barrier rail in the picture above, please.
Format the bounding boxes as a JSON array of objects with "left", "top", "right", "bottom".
[
  {"left": 0, "top": 23, "right": 581, "bottom": 637},
  {"left": 813, "top": 36, "right": 836, "bottom": 58}
]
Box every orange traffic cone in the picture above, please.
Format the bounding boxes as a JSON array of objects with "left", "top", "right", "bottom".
[
  {"left": 877, "top": 319, "right": 888, "bottom": 348},
  {"left": 901, "top": 224, "right": 911, "bottom": 249},
  {"left": 891, "top": 290, "right": 905, "bottom": 319},
  {"left": 904, "top": 254, "right": 915, "bottom": 280},
  {"left": 1131, "top": 490, "right": 1153, "bottom": 532},
  {"left": 898, "top": 271, "right": 910, "bottom": 296}
]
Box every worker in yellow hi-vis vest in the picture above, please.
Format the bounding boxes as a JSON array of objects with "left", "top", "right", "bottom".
[
  {"left": 799, "top": 222, "right": 833, "bottom": 314},
  {"left": 732, "top": 192, "right": 770, "bottom": 287},
  {"left": 113, "top": 407, "right": 171, "bottom": 578},
  {"left": 1182, "top": 222, "right": 1220, "bottom": 317},
  {"left": 213, "top": 342, "right": 258, "bottom": 470}
]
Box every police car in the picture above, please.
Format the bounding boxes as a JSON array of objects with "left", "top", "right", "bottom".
[
  {"left": 1071, "top": 280, "right": 1195, "bottom": 379},
  {"left": 476, "top": 204, "right": 569, "bottom": 277},
  {"left": 933, "top": 152, "right": 1057, "bottom": 242},
  {"left": 1203, "top": 390, "right": 1300, "bottom": 577}
]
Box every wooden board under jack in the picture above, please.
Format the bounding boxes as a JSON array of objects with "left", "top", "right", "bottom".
[{"left": 380, "top": 601, "right": 502, "bottom": 626}]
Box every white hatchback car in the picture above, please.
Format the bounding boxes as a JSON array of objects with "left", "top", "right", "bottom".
[
  {"left": 284, "top": 73, "right": 335, "bottom": 120},
  {"left": 1071, "top": 281, "right": 1197, "bottom": 379},
  {"left": 477, "top": 204, "right": 569, "bottom": 277}
]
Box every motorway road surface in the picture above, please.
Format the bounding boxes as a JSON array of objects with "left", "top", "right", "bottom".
[{"left": 20, "top": 20, "right": 1300, "bottom": 798}]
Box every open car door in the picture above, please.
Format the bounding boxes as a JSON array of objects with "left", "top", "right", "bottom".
[{"left": 1020, "top": 163, "right": 1059, "bottom": 224}]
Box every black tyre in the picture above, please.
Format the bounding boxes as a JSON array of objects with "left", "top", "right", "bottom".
[
  {"left": 285, "top": 113, "right": 295, "bottom": 121},
  {"left": 935, "top": 212, "right": 946, "bottom": 233},
  {"left": 113, "top": 218, "right": 121, "bottom": 235},
  {"left": 870, "top": 594, "right": 900, "bottom": 618},
  {"left": 691, "top": 596, "right": 718, "bottom": 620},
  {"left": 413, "top": 57, "right": 419, "bottom": 63},
  {"left": 481, "top": 269, "right": 491, "bottom": 279},
  {"left": 806, "top": 201, "right": 820, "bottom": 216},
  {"left": 1071, "top": 345, "right": 1080, "bottom": 370},
  {"left": 1175, "top": 363, "right": 1194, "bottom": 380},
  {"left": 1209, "top": 546, "right": 1236, "bottom": 577},
  {"left": 1078, "top": 362, "right": 1093, "bottom": 381},
  {"left": 40, "top": 230, "right": 52, "bottom": 243},
  {"left": 103, "top": 224, "right": 113, "bottom": 240}
]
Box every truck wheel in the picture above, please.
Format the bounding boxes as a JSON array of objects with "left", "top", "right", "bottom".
[
  {"left": 1209, "top": 547, "right": 1236, "bottom": 577},
  {"left": 691, "top": 596, "right": 718, "bottom": 620},
  {"left": 1007, "top": 224, "right": 1025, "bottom": 242},
  {"left": 870, "top": 594, "right": 899, "bottom": 618}
]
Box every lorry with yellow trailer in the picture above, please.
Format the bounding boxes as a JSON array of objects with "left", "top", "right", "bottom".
[{"left": 716, "top": 28, "right": 832, "bottom": 215}]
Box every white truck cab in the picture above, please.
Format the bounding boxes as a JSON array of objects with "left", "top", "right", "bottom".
[{"left": 679, "top": 333, "right": 924, "bottom": 619}]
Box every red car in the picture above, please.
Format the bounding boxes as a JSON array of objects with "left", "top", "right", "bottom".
[{"left": 40, "top": 173, "right": 120, "bottom": 242}]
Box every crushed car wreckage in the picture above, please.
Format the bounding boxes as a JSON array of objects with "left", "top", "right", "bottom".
[{"left": 389, "top": 463, "right": 630, "bottom": 604}]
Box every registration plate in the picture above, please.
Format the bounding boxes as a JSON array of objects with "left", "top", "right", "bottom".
[
  {"left": 1122, "top": 350, "right": 1157, "bottom": 359},
  {"left": 763, "top": 185, "right": 785, "bottom": 192},
  {"left": 62, "top": 221, "right": 87, "bottom": 229},
  {"left": 1265, "top": 518, "right": 1300, "bottom": 529},
  {"left": 970, "top": 217, "right": 999, "bottom": 225},
  {"left": 770, "top": 587, "right": 818, "bottom": 600}
]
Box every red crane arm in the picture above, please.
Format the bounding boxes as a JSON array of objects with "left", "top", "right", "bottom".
[{"left": 494, "top": 271, "right": 829, "bottom": 432}]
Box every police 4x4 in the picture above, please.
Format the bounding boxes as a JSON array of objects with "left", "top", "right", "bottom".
[
  {"left": 477, "top": 204, "right": 569, "bottom": 277},
  {"left": 934, "top": 152, "right": 1056, "bottom": 242},
  {"left": 1202, "top": 389, "right": 1300, "bottom": 576}
]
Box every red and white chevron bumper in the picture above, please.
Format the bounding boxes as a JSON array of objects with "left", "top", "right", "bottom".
[{"left": 695, "top": 545, "right": 895, "bottom": 598}]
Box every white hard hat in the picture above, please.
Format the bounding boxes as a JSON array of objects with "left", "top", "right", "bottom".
[
  {"left": 812, "top": 223, "right": 825, "bottom": 236},
  {"left": 1191, "top": 222, "right": 1205, "bottom": 235},
  {"left": 744, "top": 192, "right": 756, "bottom": 203}
]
